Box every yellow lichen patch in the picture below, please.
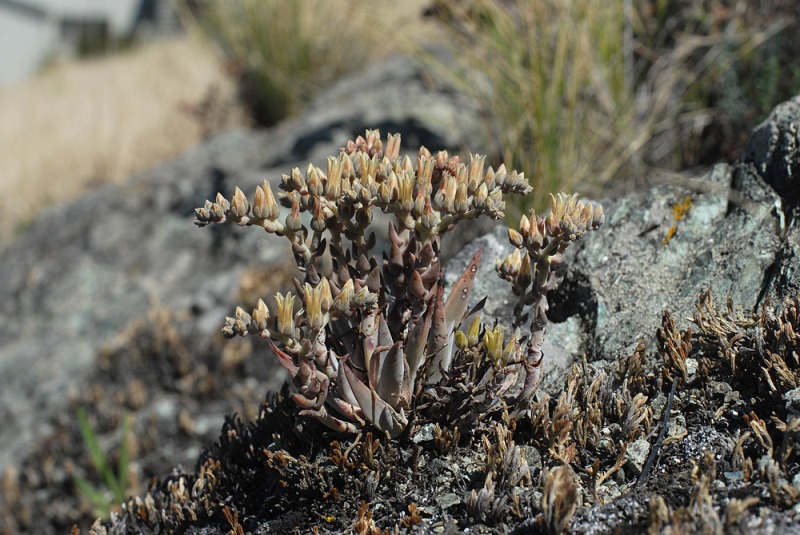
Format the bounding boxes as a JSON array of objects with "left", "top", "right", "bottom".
[
  {"left": 662, "top": 194, "right": 693, "bottom": 245},
  {"left": 673, "top": 194, "right": 694, "bottom": 220}
]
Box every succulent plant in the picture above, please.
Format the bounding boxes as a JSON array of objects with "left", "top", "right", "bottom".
[{"left": 194, "top": 130, "right": 602, "bottom": 438}]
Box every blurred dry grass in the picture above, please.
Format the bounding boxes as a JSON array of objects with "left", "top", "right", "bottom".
[
  {"left": 0, "top": 35, "right": 244, "bottom": 241},
  {"left": 191, "top": 0, "right": 434, "bottom": 126},
  {"left": 424, "top": 0, "right": 791, "bottom": 220},
  {"left": 0, "top": 2, "right": 437, "bottom": 242}
]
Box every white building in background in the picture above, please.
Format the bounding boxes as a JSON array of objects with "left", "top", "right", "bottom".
[{"left": 0, "top": 0, "right": 180, "bottom": 85}]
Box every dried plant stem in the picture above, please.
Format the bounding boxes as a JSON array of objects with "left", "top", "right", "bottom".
[{"left": 636, "top": 377, "right": 678, "bottom": 489}]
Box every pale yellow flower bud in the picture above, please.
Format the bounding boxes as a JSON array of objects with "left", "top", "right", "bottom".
[
  {"left": 230, "top": 187, "right": 249, "bottom": 220},
  {"left": 455, "top": 183, "right": 469, "bottom": 213},
  {"left": 467, "top": 315, "right": 482, "bottom": 347},
  {"left": 274, "top": 292, "right": 295, "bottom": 337},
  {"left": 475, "top": 183, "right": 488, "bottom": 206},
  {"left": 483, "top": 326, "right": 504, "bottom": 365},
  {"left": 307, "top": 165, "right": 323, "bottom": 197},
  {"left": 454, "top": 330, "right": 468, "bottom": 350},
  {"left": 326, "top": 156, "right": 343, "bottom": 200},
  {"left": 508, "top": 228, "right": 524, "bottom": 248},
  {"left": 215, "top": 192, "right": 230, "bottom": 212},
  {"left": 333, "top": 279, "right": 354, "bottom": 312},
  {"left": 285, "top": 193, "right": 302, "bottom": 233}
]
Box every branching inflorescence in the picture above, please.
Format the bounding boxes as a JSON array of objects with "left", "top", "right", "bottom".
[
  {"left": 194, "top": 130, "right": 603, "bottom": 439},
  {"left": 498, "top": 193, "right": 605, "bottom": 397}
]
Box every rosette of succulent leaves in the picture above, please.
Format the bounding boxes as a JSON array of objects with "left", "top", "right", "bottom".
[{"left": 194, "top": 130, "right": 603, "bottom": 439}]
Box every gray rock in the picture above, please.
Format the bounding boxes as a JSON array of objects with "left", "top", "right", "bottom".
[
  {"left": 785, "top": 387, "right": 800, "bottom": 411},
  {"left": 625, "top": 437, "right": 651, "bottom": 476},
  {"left": 560, "top": 160, "right": 782, "bottom": 361},
  {"left": 412, "top": 423, "right": 437, "bottom": 444},
  {"left": 743, "top": 95, "right": 800, "bottom": 206},
  {"left": 436, "top": 493, "right": 462, "bottom": 509},
  {"left": 740, "top": 95, "right": 800, "bottom": 304}
]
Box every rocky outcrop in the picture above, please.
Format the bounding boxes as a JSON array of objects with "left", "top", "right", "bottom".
[
  {"left": 445, "top": 148, "right": 789, "bottom": 395},
  {"left": 562, "top": 95, "right": 799, "bottom": 364},
  {"left": 743, "top": 95, "right": 800, "bottom": 208}
]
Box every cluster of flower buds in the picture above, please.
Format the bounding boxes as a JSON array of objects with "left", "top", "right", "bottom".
[
  {"left": 497, "top": 193, "right": 604, "bottom": 388},
  {"left": 195, "top": 130, "right": 601, "bottom": 438},
  {"left": 506, "top": 193, "right": 604, "bottom": 254},
  {"left": 194, "top": 129, "right": 531, "bottom": 267}
]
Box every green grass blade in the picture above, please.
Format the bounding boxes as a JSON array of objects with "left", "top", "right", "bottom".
[
  {"left": 73, "top": 475, "right": 112, "bottom": 518},
  {"left": 76, "top": 407, "right": 120, "bottom": 501},
  {"left": 115, "top": 412, "right": 130, "bottom": 503}
]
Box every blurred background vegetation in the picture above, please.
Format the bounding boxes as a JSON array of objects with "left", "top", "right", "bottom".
[
  {"left": 1, "top": 0, "right": 797, "bottom": 239},
  {"left": 420, "top": 0, "right": 796, "bottom": 217}
]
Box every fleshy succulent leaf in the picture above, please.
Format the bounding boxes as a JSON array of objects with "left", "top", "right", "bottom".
[
  {"left": 443, "top": 249, "right": 482, "bottom": 328},
  {"left": 342, "top": 361, "right": 406, "bottom": 438},
  {"left": 377, "top": 341, "right": 407, "bottom": 410},
  {"left": 405, "top": 299, "right": 435, "bottom": 388},
  {"left": 426, "top": 286, "right": 450, "bottom": 384}
]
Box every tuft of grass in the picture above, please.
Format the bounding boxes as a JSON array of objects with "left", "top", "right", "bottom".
[
  {"left": 629, "top": 0, "right": 790, "bottom": 169},
  {"left": 74, "top": 408, "right": 131, "bottom": 520},
  {"left": 192, "top": 0, "right": 381, "bottom": 127},
  {"left": 427, "top": 0, "right": 635, "bottom": 218}
]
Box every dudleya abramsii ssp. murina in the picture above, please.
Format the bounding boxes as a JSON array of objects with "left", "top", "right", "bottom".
[{"left": 194, "top": 130, "right": 603, "bottom": 438}]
